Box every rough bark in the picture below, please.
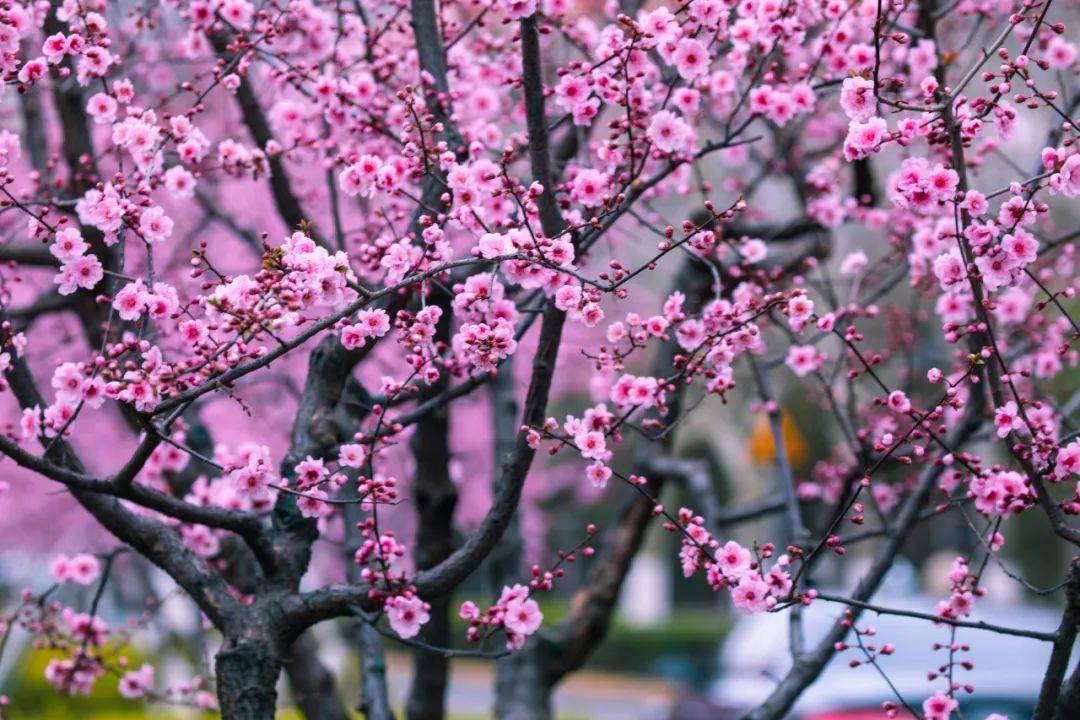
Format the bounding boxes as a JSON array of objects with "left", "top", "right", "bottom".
[
  {"left": 1036, "top": 559, "right": 1080, "bottom": 719},
  {"left": 1056, "top": 660, "right": 1080, "bottom": 720},
  {"left": 494, "top": 640, "right": 557, "bottom": 720},
  {"left": 216, "top": 643, "right": 283, "bottom": 720},
  {"left": 357, "top": 621, "right": 397, "bottom": 720}
]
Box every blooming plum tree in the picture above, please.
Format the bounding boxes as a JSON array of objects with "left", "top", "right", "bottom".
[{"left": 0, "top": 0, "right": 1076, "bottom": 719}]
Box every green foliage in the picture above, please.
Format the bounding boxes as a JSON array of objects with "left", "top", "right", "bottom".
[{"left": 585, "top": 608, "right": 727, "bottom": 685}]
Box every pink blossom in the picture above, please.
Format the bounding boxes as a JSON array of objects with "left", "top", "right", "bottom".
[
  {"left": 960, "top": 190, "right": 988, "bottom": 217},
  {"left": 339, "top": 155, "right": 382, "bottom": 198},
  {"left": 554, "top": 75, "right": 590, "bottom": 112},
  {"left": 994, "top": 402, "right": 1023, "bottom": 438},
  {"left": 787, "top": 295, "right": 814, "bottom": 331},
  {"left": 386, "top": 595, "right": 430, "bottom": 639},
  {"left": 357, "top": 308, "right": 391, "bottom": 338},
  {"left": 840, "top": 76, "right": 875, "bottom": 122},
  {"left": 1055, "top": 440, "right": 1080, "bottom": 478},
  {"left": 672, "top": 38, "right": 710, "bottom": 79},
  {"left": 55, "top": 255, "right": 103, "bottom": 295},
  {"left": 338, "top": 443, "right": 368, "bottom": 469},
  {"left": 459, "top": 601, "right": 479, "bottom": 620},
  {"left": 785, "top": 345, "right": 825, "bottom": 377},
  {"left": 51, "top": 553, "right": 100, "bottom": 585},
  {"left": 139, "top": 206, "right": 174, "bottom": 244},
  {"left": 586, "top": 461, "right": 612, "bottom": 488},
  {"left": 731, "top": 577, "right": 770, "bottom": 613},
  {"left": 503, "top": 596, "right": 543, "bottom": 636},
  {"left": 163, "top": 166, "right": 196, "bottom": 199},
  {"left": 647, "top": 110, "right": 694, "bottom": 154},
  {"left": 843, "top": 117, "right": 888, "bottom": 160},
  {"left": 570, "top": 169, "right": 608, "bottom": 208},
  {"left": 478, "top": 232, "right": 517, "bottom": 259},
  {"left": 112, "top": 280, "right": 148, "bottom": 320},
  {"left": 296, "top": 489, "right": 330, "bottom": 518},
  {"left": 86, "top": 93, "right": 117, "bottom": 124},
  {"left": 1046, "top": 37, "right": 1077, "bottom": 70},
  {"left": 1050, "top": 155, "right": 1080, "bottom": 198},
  {"left": 499, "top": 0, "right": 537, "bottom": 19},
  {"left": 922, "top": 693, "right": 958, "bottom": 720},
  {"left": 839, "top": 250, "right": 868, "bottom": 277},
  {"left": 220, "top": 0, "right": 255, "bottom": 29},
  {"left": 574, "top": 431, "right": 607, "bottom": 460},
  {"left": 294, "top": 456, "right": 329, "bottom": 490},
  {"left": 51, "top": 228, "right": 88, "bottom": 262},
  {"left": 887, "top": 390, "right": 911, "bottom": 413},
  {"left": 716, "top": 540, "right": 751, "bottom": 577},
  {"left": 932, "top": 250, "right": 966, "bottom": 289},
  {"left": 118, "top": 664, "right": 155, "bottom": 699}
]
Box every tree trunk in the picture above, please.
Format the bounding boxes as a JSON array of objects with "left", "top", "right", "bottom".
[
  {"left": 495, "top": 649, "right": 554, "bottom": 720},
  {"left": 1036, "top": 559, "right": 1080, "bottom": 719},
  {"left": 1057, "top": 663, "right": 1080, "bottom": 720},
  {"left": 357, "top": 621, "right": 397, "bottom": 720},
  {"left": 216, "top": 643, "right": 282, "bottom": 720},
  {"left": 283, "top": 633, "right": 351, "bottom": 720},
  {"left": 405, "top": 593, "right": 453, "bottom": 720}
]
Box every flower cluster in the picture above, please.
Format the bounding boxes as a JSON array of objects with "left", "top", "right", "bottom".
[
  {"left": 460, "top": 584, "right": 544, "bottom": 650},
  {"left": 675, "top": 508, "right": 794, "bottom": 614}
]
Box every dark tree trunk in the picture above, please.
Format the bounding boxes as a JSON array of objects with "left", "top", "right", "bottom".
[
  {"left": 283, "top": 633, "right": 351, "bottom": 720},
  {"left": 1057, "top": 663, "right": 1080, "bottom": 720},
  {"left": 1036, "top": 559, "right": 1080, "bottom": 719},
  {"left": 495, "top": 648, "right": 554, "bottom": 720},
  {"left": 216, "top": 643, "right": 282, "bottom": 720},
  {"left": 357, "top": 621, "right": 397, "bottom": 720},
  {"left": 405, "top": 593, "right": 453, "bottom": 720}
]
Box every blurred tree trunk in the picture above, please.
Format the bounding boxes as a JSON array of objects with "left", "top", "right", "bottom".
[{"left": 283, "top": 633, "right": 351, "bottom": 720}]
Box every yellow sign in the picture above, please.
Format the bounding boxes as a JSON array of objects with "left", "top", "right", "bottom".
[{"left": 747, "top": 410, "right": 808, "bottom": 468}]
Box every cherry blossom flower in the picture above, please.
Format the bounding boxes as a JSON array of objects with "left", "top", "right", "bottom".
[
  {"left": 296, "top": 489, "right": 330, "bottom": 518},
  {"left": 118, "top": 664, "right": 155, "bottom": 699},
  {"left": 1055, "top": 440, "right": 1080, "bottom": 479},
  {"left": 922, "top": 693, "right": 958, "bottom": 720},
  {"left": 731, "top": 577, "right": 771, "bottom": 613},
  {"left": 840, "top": 76, "right": 875, "bottom": 122},
  {"left": 386, "top": 595, "right": 431, "bottom": 639},
  {"left": 574, "top": 431, "right": 607, "bottom": 461},
  {"left": 647, "top": 110, "right": 695, "bottom": 154},
  {"left": 55, "top": 255, "right": 104, "bottom": 295},
  {"left": 503, "top": 596, "right": 543, "bottom": 636},
  {"left": 785, "top": 345, "right": 825, "bottom": 377},
  {"left": 672, "top": 38, "right": 710, "bottom": 79},
  {"left": 585, "top": 461, "right": 612, "bottom": 488}
]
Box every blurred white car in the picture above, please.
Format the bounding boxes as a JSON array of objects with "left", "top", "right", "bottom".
[{"left": 703, "top": 591, "right": 1070, "bottom": 719}]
